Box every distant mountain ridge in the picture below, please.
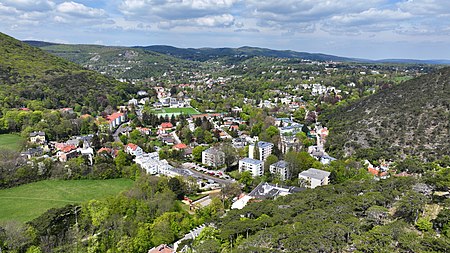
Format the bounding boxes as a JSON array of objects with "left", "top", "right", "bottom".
[
  {"left": 132, "top": 45, "right": 363, "bottom": 62},
  {"left": 24, "top": 40, "right": 450, "bottom": 65}
]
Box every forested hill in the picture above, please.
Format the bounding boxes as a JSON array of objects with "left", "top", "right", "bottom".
[
  {"left": 23, "top": 41, "right": 198, "bottom": 80},
  {"left": 133, "top": 45, "right": 360, "bottom": 62},
  {"left": 323, "top": 67, "right": 450, "bottom": 161},
  {"left": 0, "top": 33, "right": 129, "bottom": 111}
]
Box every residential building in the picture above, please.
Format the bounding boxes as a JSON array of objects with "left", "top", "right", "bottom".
[
  {"left": 249, "top": 141, "right": 274, "bottom": 161},
  {"left": 279, "top": 135, "right": 301, "bottom": 154},
  {"left": 202, "top": 147, "right": 225, "bottom": 167},
  {"left": 126, "top": 143, "right": 143, "bottom": 157},
  {"left": 231, "top": 182, "right": 303, "bottom": 209},
  {"left": 239, "top": 158, "right": 264, "bottom": 177},
  {"left": 269, "top": 160, "right": 291, "bottom": 180},
  {"left": 29, "top": 131, "right": 46, "bottom": 143},
  {"left": 298, "top": 168, "right": 331, "bottom": 188},
  {"left": 232, "top": 137, "right": 247, "bottom": 148},
  {"left": 106, "top": 112, "right": 126, "bottom": 130},
  {"left": 148, "top": 244, "right": 174, "bottom": 253},
  {"left": 158, "top": 122, "right": 174, "bottom": 134}
]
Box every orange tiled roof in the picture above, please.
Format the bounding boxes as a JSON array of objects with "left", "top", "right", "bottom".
[
  {"left": 126, "top": 143, "right": 139, "bottom": 151},
  {"left": 174, "top": 143, "right": 187, "bottom": 149}
]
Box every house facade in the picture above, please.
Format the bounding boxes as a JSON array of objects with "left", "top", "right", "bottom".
[
  {"left": 269, "top": 160, "right": 291, "bottom": 180},
  {"left": 239, "top": 158, "right": 264, "bottom": 177},
  {"left": 126, "top": 143, "right": 143, "bottom": 157},
  {"left": 107, "top": 112, "right": 126, "bottom": 130},
  {"left": 249, "top": 141, "right": 274, "bottom": 161},
  {"left": 30, "top": 131, "right": 46, "bottom": 143},
  {"left": 298, "top": 168, "right": 331, "bottom": 188},
  {"left": 202, "top": 147, "right": 225, "bottom": 167}
]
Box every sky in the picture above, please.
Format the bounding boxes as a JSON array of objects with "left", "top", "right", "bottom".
[{"left": 1, "top": 0, "right": 450, "bottom": 60}]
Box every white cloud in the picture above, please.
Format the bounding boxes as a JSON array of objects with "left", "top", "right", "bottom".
[
  {"left": 330, "top": 8, "right": 412, "bottom": 25},
  {"left": 56, "top": 1, "right": 107, "bottom": 18},
  {"left": 195, "top": 14, "right": 235, "bottom": 27},
  {"left": 157, "top": 14, "right": 235, "bottom": 29},
  {"left": 397, "top": 0, "right": 450, "bottom": 15},
  {"left": 0, "top": 0, "right": 54, "bottom": 12},
  {"left": 117, "top": 0, "right": 241, "bottom": 29},
  {"left": 246, "top": 0, "right": 384, "bottom": 23}
]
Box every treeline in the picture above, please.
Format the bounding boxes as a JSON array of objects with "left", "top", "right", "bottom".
[
  {"left": 0, "top": 148, "right": 137, "bottom": 189},
  {"left": 0, "top": 174, "right": 224, "bottom": 253},
  {"left": 186, "top": 174, "right": 450, "bottom": 252}
]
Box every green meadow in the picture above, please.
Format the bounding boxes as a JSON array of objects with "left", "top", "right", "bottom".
[{"left": 0, "top": 179, "right": 133, "bottom": 222}]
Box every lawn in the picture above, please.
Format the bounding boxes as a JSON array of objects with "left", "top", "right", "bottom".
[
  {"left": 0, "top": 134, "right": 24, "bottom": 151},
  {"left": 152, "top": 107, "right": 201, "bottom": 117},
  {"left": 0, "top": 179, "right": 134, "bottom": 223}
]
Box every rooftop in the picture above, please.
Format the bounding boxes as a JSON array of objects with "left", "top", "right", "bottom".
[
  {"left": 240, "top": 157, "right": 263, "bottom": 165},
  {"left": 249, "top": 182, "right": 304, "bottom": 199},
  {"left": 299, "top": 168, "right": 331, "bottom": 180},
  {"left": 203, "top": 147, "right": 224, "bottom": 155},
  {"left": 251, "top": 141, "right": 274, "bottom": 149},
  {"left": 126, "top": 143, "right": 139, "bottom": 151},
  {"left": 270, "top": 160, "right": 289, "bottom": 168},
  {"left": 30, "top": 131, "right": 45, "bottom": 137}
]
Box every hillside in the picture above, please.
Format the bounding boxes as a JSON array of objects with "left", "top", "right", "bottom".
[
  {"left": 323, "top": 67, "right": 450, "bottom": 161},
  {"left": 24, "top": 41, "right": 199, "bottom": 80},
  {"left": 0, "top": 33, "right": 128, "bottom": 110},
  {"left": 134, "top": 45, "right": 360, "bottom": 62}
]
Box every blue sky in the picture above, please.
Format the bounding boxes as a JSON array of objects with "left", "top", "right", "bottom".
[{"left": 1, "top": 0, "right": 450, "bottom": 59}]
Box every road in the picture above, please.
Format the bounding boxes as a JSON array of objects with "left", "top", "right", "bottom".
[
  {"left": 181, "top": 163, "right": 235, "bottom": 185},
  {"left": 113, "top": 122, "right": 129, "bottom": 142}
]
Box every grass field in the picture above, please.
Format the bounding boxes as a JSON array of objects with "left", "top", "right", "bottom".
[
  {"left": 151, "top": 107, "right": 201, "bottom": 117},
  {"left": 0, "top": 179, "right": 133, "bottom": 223},
  {"left": 0, "top": 134, "right": 24, "bottom": 151}
]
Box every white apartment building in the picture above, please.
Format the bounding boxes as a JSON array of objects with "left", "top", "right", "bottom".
[
  {"left": 239, "top": 158, "right": 264, "bottom": 177},
  {"left": 298, "top": 168, "right": 331, "bottom": 189},
  {"left": 202, "top": 147, "right": 225, "bottom": 167},
  {"left": 249, "top": 141, "right": 274, "bottom": 161},
  {"left": 269, "top": 160, "right": 291, "bottom": 181}
]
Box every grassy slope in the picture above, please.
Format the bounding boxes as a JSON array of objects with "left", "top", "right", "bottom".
[
  {"left": 0, "top": 179, "right": 133, "bottom": 222},
  {"left": 0, "top": 134, "right": 24, "bottom": 151}
]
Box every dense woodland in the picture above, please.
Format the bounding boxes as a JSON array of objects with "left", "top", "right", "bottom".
[
  {"left": 323, "top": 67, "right": 450, "bottom": 161},
  {"left": 0, "top": 33, "right": 136, "bottom": 112}
]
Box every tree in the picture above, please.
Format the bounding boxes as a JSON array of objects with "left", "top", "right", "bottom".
[
  {"left": 221, "top": 143, "right": 238, "bottom": 168},
  {"left": 264, "top": 154, "right": 278, "bottom": 175},
  {"left": 168, "top": 177, "right": 185, "bottom": 200},
  {"left": 192, "top": 146, "right": 207, "bottom": 162},
  {"left": 239, "top": 171, "right": 253, "bottom": 192},
  {"left": 395, "top": 190, "right": 427, "bottom": 223}
]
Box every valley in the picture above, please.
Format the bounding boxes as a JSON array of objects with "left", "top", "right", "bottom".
[{"left": 0, "top": 32, "right": 449, "bottom": 253}]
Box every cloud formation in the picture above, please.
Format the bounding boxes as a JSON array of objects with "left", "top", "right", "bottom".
[{"left": 1, "top": 0, "right": 450, "bottom": 58}]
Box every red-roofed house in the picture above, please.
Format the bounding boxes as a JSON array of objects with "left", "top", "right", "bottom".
[
  {"left": 106, "top": 112, "right": 126, "bottom": 130},
  {"left": 60, "top": 108, "right": 74, "bottom": 114},
  {"left": 60, "top": 145, "right": 77, "bottom": 153},
  {"left": 158, "top": 122, "right": 174, "bottom": 134},
  {"left": 98, "top": 147, "right": 119, "bottom": 158},
  {"left": 136, "top": 127, "right": 151, "bottom": 135},
  {"left": 57, "top": 144, "right": 80, "bottom": 162},
  {"left": 148, "top": 244, "right": 174, "bottom": 253},
  {"left": 126, "top": 143, "right": 143, "bottom": 157},
  {"left": 173, "top": 143, "right": 187, "bottom": 150}
]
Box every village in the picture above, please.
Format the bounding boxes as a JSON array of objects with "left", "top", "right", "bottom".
[{"left": 20, "top": 80, "right": 400, "bottom": 220}]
